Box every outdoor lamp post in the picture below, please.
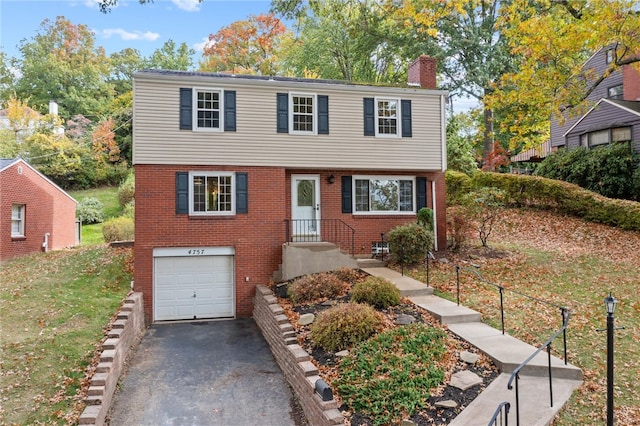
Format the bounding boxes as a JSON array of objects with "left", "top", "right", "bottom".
[{"left": 604, "top": 293, "right": 617, "bottom": 426}]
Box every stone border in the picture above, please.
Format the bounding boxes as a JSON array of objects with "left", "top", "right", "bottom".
[
  {"left": 254, "top": 285, "right": 344, "bottom": 426},
  {"left": 78, "top": 292, "right": 146, "bottom": 425}
]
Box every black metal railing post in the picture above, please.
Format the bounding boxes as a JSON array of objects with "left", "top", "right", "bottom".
[
  {"left": 499, "top": 286, "right": 505, "bottom": 335},
  {"left": 561, "top": 307, "right": 568, "bottom": 364},
  {"left": 547, "top": 342, "right": 554, "bottom": 407},
  {"left": 456, "top": 265, "right": 460, "bottom": 306},
  {"left": 487, "top": 401, "right": 511, "bottom": 426}
]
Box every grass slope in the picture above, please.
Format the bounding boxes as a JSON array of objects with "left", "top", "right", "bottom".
[
  {"left": 69, "top": 186, "right": 120, "bottom": 246},
  {"left": 0, "top": 246, "right": 133, "bottom": 425},
  {"left": 403, "top": 208, "right": 640, "bottom": 424}
]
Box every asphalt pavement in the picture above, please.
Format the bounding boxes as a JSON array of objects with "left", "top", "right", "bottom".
[{"left": 107, "top": 319, "right": 301, "bottom": 426}]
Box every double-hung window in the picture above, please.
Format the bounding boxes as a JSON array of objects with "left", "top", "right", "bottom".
[
  {"left": 376, "top": 98, "right": 400, "bottom": 137},
  {"left": 11, "top": 204, "right": 25, "bottom": 237},
  {"left": 291, "top": 93, "right": 316, "bottom": 134},
  {"left": 189, "top": 172, "right": 234, "bottom": 215},
  {"left": 194, "top": 88, "right": 223, "bottom": 131},
  {"left": 354, "top": 176, "right": 414, "bottom": 214}
]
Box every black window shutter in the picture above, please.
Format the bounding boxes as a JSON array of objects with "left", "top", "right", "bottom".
[
  {"left": 318, "top": 95, "right": 329, "bottom": 134},
  {"left": 401, "top": 99, "right": 412, "bottom": 137},
  {"left": 277, "top": 93, "right": 288, "bottom": 133},
  {"left": 341, "top": 175, "right": 352, "bottom": 213},
  {"left": 363, "top": 97, "right": 375, "bottom": 136},
  {"left": 417, "top": 177, "right": 427, "bottom": 210},
  {"left": 224, "top": 90, "right": 236, "bottom": 132},
  {"left": 236, "top": 172, "right": 248, "bottom": 214},
  {"left": 176, "top": 172, "right": 189, "bottom": 214},
  {"left": 179, "top": 88, "right": 192, "bottom": 130}
]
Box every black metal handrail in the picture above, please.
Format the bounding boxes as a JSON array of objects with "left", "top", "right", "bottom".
[
  {"left": 455, "top": 266, "right": 571, "bottom": 364},
  {"left": 284, "top": 219, "right": 355, "bottom": 256},
  {"left": 506, "top": 309, "right": 573, "bottom": 426},
  {"left": 487, "top": 401, "right": 511, "bottom": 426}
]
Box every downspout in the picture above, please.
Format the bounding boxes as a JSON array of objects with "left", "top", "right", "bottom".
[
  {"left": 431, "top": 180, "right": 438, "bottom": 251},
  {"left": 42, "top": 233, "right": 50, "bottom": 252}
]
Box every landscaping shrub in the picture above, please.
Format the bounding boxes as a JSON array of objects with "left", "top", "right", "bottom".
[
  {"left": 445, "top": 170, "right": 472, "bottom": 205},
  {"left": 331, "top": 267, "right": 364, "bottom": 285},
  {"left": 460, "top": 186, "right": 507, "bottom": 247},
  {"left": 417, "top": 207, "right": 434, "bottom": 230},
  {"left": 336, "top": 324, "right": 447, "bottom": 425},
  {"left": 288, "top": 272, "right": 349, "bottom": 304},
  {"left": 310, "top": 302, "right": 383, "bottom": 352},
  {"left": 118, "top": 171, "right": 135, "bottom": 207},
  {"left": 446, "top": 208, "right": 472, "bottom": 251},
  {"left": 102, "top": 216, "right": 134, "bottom": 242},
  {"left": 387, "top": 223, "right": 434, "bottom": 264},
  {"left": 76, "top": 197, "right": 104, "bottom": 224},
  {"left": 122, "top": 200, "right": 135, "bottom": 219},
  {"left": 447, "top": 171, "right": 640, "bottom": 231},
  {"left": 535, "top": 144, "right": 640, "bottom": 201},
  {"left": 351, "top": 276, "right": 401, "bottom": 309}
]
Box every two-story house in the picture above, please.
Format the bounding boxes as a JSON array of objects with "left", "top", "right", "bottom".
[
  {"left": 132, "top": 56, "right": 448, "bottom": 323},
  {"left": 551, "top": 45, "right": 640, "bottom": 153}
]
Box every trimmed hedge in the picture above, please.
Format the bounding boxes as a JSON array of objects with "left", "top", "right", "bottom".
[{"left": 447, "top": 170, "right": 640, "bottom": 231}]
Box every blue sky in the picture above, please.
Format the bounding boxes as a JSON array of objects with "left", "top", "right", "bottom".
[{"left": 1, "top": 0, "right": 275, "bottom": 61}]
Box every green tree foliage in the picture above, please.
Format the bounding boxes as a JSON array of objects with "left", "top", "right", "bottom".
[
  {"left": 109, "top": 48, "right": 145, "bottom": 94},
  {"left": 147, "top": 39, "right": 194, "bottom": 71},
  {"left": 275, "top": 0, "right": 426, "bottom": 83},
  {"left": 535, "top": 144, "right": 640, "bottom": 201},
  {"left": 446, "top": 111, "right": 479, "bottom": 175},
  {"left": 12, "top": 17, "right": 114, "bottom": 120}
]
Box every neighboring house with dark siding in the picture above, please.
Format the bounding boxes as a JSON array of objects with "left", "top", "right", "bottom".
[
  {"left": 0, "top": 158, "right": 77, "bottom": 261},
  {"left": 551, "top": 45, "right": 640, "bottom": 151},
  {"left": 132, "top": 56, "right": 448, "bottom": 323}
]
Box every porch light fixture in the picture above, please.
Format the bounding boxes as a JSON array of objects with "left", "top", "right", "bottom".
[{"left": 327, "top": 174, "right": 335, "bottom": 184}]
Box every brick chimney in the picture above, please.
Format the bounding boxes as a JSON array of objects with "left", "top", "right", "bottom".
[{"left": 408, "top": 55, "right": 437, "bottom": 89}]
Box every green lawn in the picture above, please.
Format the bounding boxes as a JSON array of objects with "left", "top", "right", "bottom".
[
  {"left": 0, "top": 246, "right": 133, "bottom": 425},
  {"left": 401, "top": 208, "right": 640, "bottom": 424},
  {"left": 69, "top": 186, "right": 120, "bottom": 245}
]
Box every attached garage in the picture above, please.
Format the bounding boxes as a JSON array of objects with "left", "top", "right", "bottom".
[{"left": 153, "top": 247, "right": 235, "bottom": 321}]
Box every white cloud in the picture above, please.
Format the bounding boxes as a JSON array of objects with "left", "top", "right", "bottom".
[
  {"left": 172, "top": 0, "right": 201, "bottom": 12},
  {"left": 101, "top": 28, "right": 161, "bottom": 41},
  {"left": 192, "top": 37, "right": 213, "bottom": 53}
]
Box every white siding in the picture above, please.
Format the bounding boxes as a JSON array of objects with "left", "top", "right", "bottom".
[{"left": 133, "top": 73, "right": 446, "bottom": 171}]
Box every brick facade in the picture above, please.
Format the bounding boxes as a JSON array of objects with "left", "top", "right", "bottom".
[
  {"left": 134, "top": 164, "right": 446, "bottom": 322},
  {"left": 0, "top": 159, "right": 77, "bottom": 261}
]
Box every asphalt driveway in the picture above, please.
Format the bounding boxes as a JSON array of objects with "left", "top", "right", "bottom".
[{"left": 108, "top": 319, "right": 303, "bottom": 426}]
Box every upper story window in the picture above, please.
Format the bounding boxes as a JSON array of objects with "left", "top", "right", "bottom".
[
  {"left": 612, "top": 126, "right": 631, "bottom": 142},
  {"left": 189, "top": 172, "right": 234, "bottom": 215},
  {"left": 605, "top": 49, "right": 614, "bottom": 64},
  {"left": 291, "top": 93, "right": 316, "bottom": 134},
  {"left": 354, "top": 176, "right": 414, "bottom": 214},
  {"left": 363, "top": 97, "right": 412, "bottom": 138},
  {"left": 376, "top": 98, "right": 400, "bottom": 136},
  {"left": 277, "top": 92, "right": 329, "bottom": 135},
  {"left": 195, "top": 89, "right": 223, "bottom": 130},
  {"left": 580, "top": 126, "right": 631, "bottom": 148},
  {"left": 11, "top": 204, "right": 25, "bottom": 237},
  {"left": 608, "top": 85, "right": 623, "bottom": 100},
  {"left": 179, "top": 88, "right": 236, "bottom": 132}
]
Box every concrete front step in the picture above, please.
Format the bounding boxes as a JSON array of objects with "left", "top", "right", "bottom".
[
  {"left": 360, "top": 267, "right": 433, "bottom": 297},
  {"left": 410, "top": 295, "right": 481, "bottom": 324},
  {"left": 450, "top": 373, "right": 583, "bottom": 426},
  {"left": 447, "top": 322, "right": 583, "bottom": 381}
]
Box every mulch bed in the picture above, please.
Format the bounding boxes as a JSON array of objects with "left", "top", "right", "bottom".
[{"left": 273, "top": 272, "right": 499, "bottom": 426}]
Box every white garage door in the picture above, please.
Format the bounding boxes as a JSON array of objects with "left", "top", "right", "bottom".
[{"left": 153, "top": 247, "right": 234, "bottom": 321}]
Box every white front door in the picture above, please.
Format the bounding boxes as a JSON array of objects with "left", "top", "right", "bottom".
[{"left": 291, "top": 175, "right": 320, "bottom": 238}]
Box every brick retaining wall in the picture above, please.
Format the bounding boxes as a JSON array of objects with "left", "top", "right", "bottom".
[
  {"left": 78, "top": 292, "right": 146, "bottom": 425},
  {"left": 254, "top": 285, "right": 344, "bottom": 426}
]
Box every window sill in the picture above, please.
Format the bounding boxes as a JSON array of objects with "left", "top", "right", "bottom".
[{"left": 11, "top": 236, "right": 27, "bottom": 241}]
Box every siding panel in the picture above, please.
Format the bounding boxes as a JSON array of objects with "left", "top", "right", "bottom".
[{"left": 133, "top": 76, "right": 445, "bottom": 171}]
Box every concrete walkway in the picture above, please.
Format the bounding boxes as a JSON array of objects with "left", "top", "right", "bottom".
[{"left": 358, "top": 260, "right": 583, "bottom": 426}]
